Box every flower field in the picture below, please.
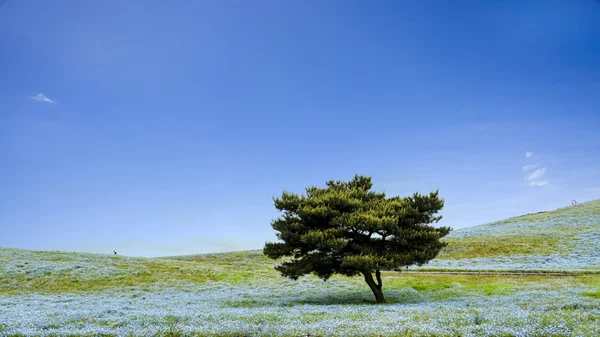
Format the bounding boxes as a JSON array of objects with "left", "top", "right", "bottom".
[
  {"left": 2, "top": 277, "right": 600, "bottom": 336},
  {"left": 1, "top": 200, "right": 599, "bottom": 336}
]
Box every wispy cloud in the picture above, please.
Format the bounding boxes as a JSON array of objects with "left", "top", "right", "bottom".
[
  {"left": 522, "top": 152, "right": 547, "bottom": 187},
  {"left": 523, "top": 163, "right": 540, "bottom": 171},
  {"left": 528, "top": 167, "right": 547, "bottom": 180},
  {"left": 31, "top": 93, "right": 54, "bottom": 104}
]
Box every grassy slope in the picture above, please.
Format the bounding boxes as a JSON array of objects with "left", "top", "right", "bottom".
[
  {"left": 412, "top": 200, "right": 600, "bottom": 272},
  {"left": 0, "top": 248, "right": 276, "bottom": 295}
]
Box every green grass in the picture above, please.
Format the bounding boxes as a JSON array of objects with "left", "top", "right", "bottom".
[
  {"left": 0, "top": 248, "right": 278, "bottom": 295},
  {"left": 2, "top": 244, "right": 598, "bottom": 298},
  {"left": 438, "top": 234, "right": 565, "bottom": 259},
  {"left": 505, "top": 199, "right": 600, "bottom": 222},
  {"left": 583, "top": 291, "right": 600, "bottom": 299}
]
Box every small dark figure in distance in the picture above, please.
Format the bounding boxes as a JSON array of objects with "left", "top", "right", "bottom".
[{"left": 113, "top": 250, "right": 118, "bottom": 255}]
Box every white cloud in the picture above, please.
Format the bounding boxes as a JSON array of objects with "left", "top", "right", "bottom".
[
  {"left": 528, "top": 167, "right": 546, "bottom": 180},
  {"left": 31, "top": 93, "right": 54, "bottom": 104},
  {"left": 523, "top": 163, "right": 540, "bottom": 171},
  {"left": 522, "top": 153, "right": 548, "bottom": 187}
]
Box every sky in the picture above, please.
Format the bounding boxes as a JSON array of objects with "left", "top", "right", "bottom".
[{"left": 1, "top": 0, "right": 599, "bottom": 257}]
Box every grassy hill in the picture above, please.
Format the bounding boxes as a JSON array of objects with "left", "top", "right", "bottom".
[
  {"left": 411, "top": 199, "right": 600, "bottom": 272},
  {"left": 1, "top": 201, "right": 599, "bottom": 336}
]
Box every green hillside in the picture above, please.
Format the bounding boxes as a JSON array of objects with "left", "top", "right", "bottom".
[{"left": 413, "top": 199, "right": 600, "bottom": 272}]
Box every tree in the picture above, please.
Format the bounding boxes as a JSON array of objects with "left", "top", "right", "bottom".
[{"left": 263, "top": 175, "right": 450, "bottom": 303}]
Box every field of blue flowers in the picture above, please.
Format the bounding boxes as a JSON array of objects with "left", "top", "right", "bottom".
[{"left": 2, "top": 265, "right": 600, "bottom": 336}]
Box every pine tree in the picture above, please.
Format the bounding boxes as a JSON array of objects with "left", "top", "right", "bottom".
[{"left": 264, "top": 175, "right": 450, "bottom": 303}]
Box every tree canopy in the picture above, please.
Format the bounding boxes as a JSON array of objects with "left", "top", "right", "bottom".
[{"left": 263, "top": 175, "right": 450, "bottom": 303}]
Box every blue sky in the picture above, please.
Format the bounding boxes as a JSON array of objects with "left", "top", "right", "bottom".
[{"left": 1, "top": 0, "right": 599, "bottom": 257}]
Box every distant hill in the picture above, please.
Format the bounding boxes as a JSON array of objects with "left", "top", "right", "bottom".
[{"left": 411, "top": 200, "right": 600, "bottom": 272}]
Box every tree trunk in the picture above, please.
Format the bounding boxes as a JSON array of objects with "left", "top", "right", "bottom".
[{"left": 363, "top": 270, "right": 386, "bottom": 303}]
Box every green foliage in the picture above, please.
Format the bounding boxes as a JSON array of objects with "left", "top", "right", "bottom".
[{"left": 264, "top": 175, "right": 450, "bottom": 301}]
